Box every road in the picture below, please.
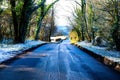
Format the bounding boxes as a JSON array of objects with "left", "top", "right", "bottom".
[{"left": 0, "top": 40, "right": 120, "bottom": 80}]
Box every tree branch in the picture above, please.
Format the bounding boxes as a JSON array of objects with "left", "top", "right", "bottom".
[
  {"left": 43, "top": 0, "right": 59, "bottom": 17},
  {"left": 75, "top": 1, "right": 82, "bottom": 7}
]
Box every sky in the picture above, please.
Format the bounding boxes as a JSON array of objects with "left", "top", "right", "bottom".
[{"left": 46, "top": 0, "right": 78, "bottom": 26}]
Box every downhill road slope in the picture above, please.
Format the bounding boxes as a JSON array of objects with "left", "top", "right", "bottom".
[{"left": 0, "top": 40, "right": 120, "bottom": 80}]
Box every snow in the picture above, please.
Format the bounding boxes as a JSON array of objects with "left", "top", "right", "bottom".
[
  {"left": 0, "top": 40, "right": 46, "bottom": 63},
  {"left": 77, "top": 41, "right": 120, "bottom": 64},
  {"left": 0, "top": 39, "right": 119, "bottom": 65}
]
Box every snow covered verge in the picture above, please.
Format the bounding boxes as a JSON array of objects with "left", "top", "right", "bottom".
[
  {"left": 0, "top": 40, "right": 46, "bottom": 63},
  {"left": 74, "top": 41, "right": 120, "bottom": 72}
]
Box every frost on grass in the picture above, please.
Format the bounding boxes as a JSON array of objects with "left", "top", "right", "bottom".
[
  {"left": 77, "top": 41, "right": 120, "bottom": 63},
  {"left": 0, "top": 40, "right": 45, "bottom": 63}
]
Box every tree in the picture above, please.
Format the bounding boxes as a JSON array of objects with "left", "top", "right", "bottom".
[
  {"left": 87, "top": 1, "right": 94, "bottom": 40},
  {"left": 101, "top": 0, "right": 120, "bottom": 50},
  {"left": 73, "top": 0, "right": 109, "bottom": 42},
  {"left": 72, "top": 8, "right": 84, "bottom": 41},
  {"left": 0, "top": 0, "right": 13, "bottom": 42},
  {"left": 48, "top": 5, "right": 56, "bottom": 41},
  {"left": 38, "top": 13, "right": 56, "bottom": 41},
  {"left": 9, "top": 0, "right": 59, "bottom": 43},
  {"left": 10, "top": 0, "right": 19, "bottom": 43},
  {"left": 73, "top": 0, "right": 92, "bottom": 41},
  {"left": 35, "top": 0, "right": 59, "bottom": 40}
]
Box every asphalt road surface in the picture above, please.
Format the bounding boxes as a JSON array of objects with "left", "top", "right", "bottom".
[{"left": 0, "top": 40, "right": 120, "bottom": 80}]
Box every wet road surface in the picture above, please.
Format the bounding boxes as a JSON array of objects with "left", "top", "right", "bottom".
[{"left": 0, "top": 40, "right": 120, "bottom": 80}]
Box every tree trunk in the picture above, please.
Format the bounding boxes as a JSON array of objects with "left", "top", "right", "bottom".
[
  {"left": 81, "top": 25, "right": 85, "bottom": 41},
  {"left": 35, "top": 2, "right": 45, "bottom": 40},
  {"left": 10, "top": 0, "right": 19, "bottom": 43},
  {"left": 35, "top": 17, "right": 43, "bottom": 40},
  {"left": 18, "top": 1, "right": 32, "bottom": 43},
  {"left": 48, "top": 6, "right": 55, "bottom": 42}
]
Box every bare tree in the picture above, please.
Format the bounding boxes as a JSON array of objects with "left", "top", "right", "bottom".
[{"left": 35, "top": 0, "right": 59, "bottom": 40}]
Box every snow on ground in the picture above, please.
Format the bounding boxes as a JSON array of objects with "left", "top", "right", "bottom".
[
  {"left": 77, "top": 41, "right": 120, "bottom": 64},
  {"left": 0, "top": 40, "right": 46, "bottom": 63}
]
